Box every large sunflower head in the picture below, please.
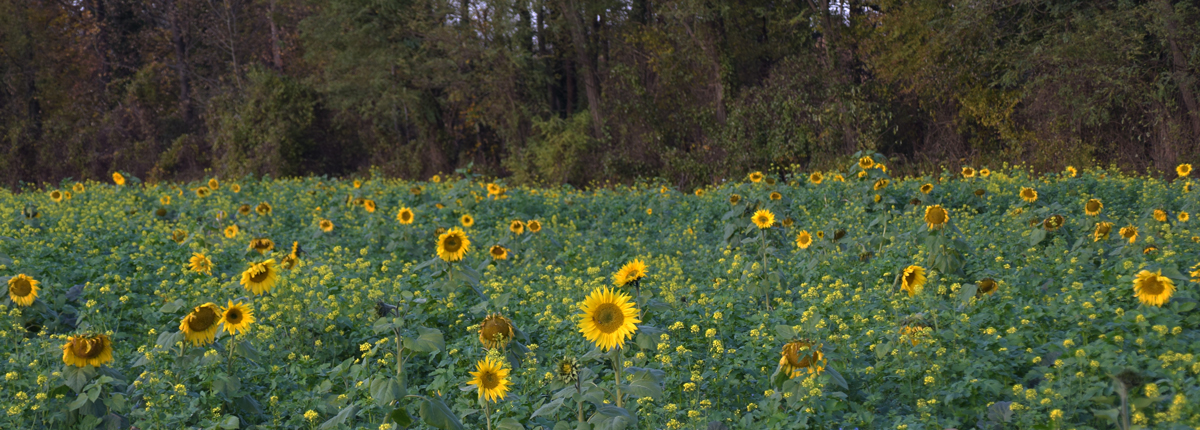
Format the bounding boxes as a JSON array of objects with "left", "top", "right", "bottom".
[
  {"left": 858, "top": 157, "right": 875, "bottom": 170},
  {"left": 112, "top": 172, "right": 125, "bottom": 186},
  {"left": 961, "top": 167, "right": 976, "bottom": 178},
  {"left": 924, "top": 205, "right": 949, "bottom": 230},
  {"left": 8, "top": 274, "right": 39, "bottom": 307},
  {"left": 752, "top": 209, "right": 775, "bottom": 229},
  {"left": 240, "top": 259, "right": 279, "bottom": 295},
  {"left": 489, "top": 245, "right": 508, "bottom": 260},
  {"left": 320, "top": 219, "right": 334, "bottom": 232},
  {"left": 1153, "top": 209, "right": 1167, "bottom": 223},
  {"left": 578, "top": 287, "right": 641, "bottom": 351},
  {"left": 1043, "top": 214, "right": 1065, "bottom": 232},
  {"left": 1019, "top": 187, "right": 1038, "bottom": 203},
  {"left": 1177, "top": 163, "right": 1192, "bottom": 177},
  {"left": 509, "top": 220, "right": 525, "bottom": 234},
  {"left": 180, "top": 303, "right": 221, "bottom": 346},
  {"left": 795, "top": 231, "right": 813, "bottom": 249},
  {"left": 478, "top": 313, "right": 515, "bottom": 349},
  {"left": 1133, "top": 270, "right": 1175, "bottom": 307},
  {"left": 901, "top": 265, "right": 927, "bottom": 297},
  {"left": 770, "top": 191, "right": 783, "bottom": 201},
  {"left": 748, "top": 171, "right": 764, "bottom": 183},
  {"left": 188, "top": 253, "right": 213, "bottom": 276},
  {"left": 397, "top": 207, "right": 414, "bottom": 224},
  {"left": 436, "top": 227, "right": 471, "bottom": 262},
  {"left": 1120, "top": 225, "right": 1138, "bottom": 244},
  {"left": 224, "top": 225, "right": 239, "bottom": 239},
  {"left": 977, "top": 278, "right": 998, "bottom": 296},
  {"left": 62, "top": 334, "right": 113, "bottom": 367},
  {"left": 613, "top": 259, "right": 648, "bottom": 287},
  {"left": 1085, "top": 199, "right": 1103, "bottom": 216},
  {"left": 461, "top": 214, "right": 475, "bottom": 228},
  {"left": 221, "top": 300, "right": 255, "bottom": 336},
  {"left": 779, "top": 340, "right": 824, "bottom": 378},
  {"left": 728, "top": 194, "right": 741, "bottom": 205},
  {"left": 255, "top": 202, "right": 272, "bottom": 216},
  {"left": 249, "top": 238, "right": 275, "bottom": 254},
  {"left": 49, "top": 190, "right": 63, "bottom": 202},
  {"left": 809, "top": 172, "right": 823, "bottom": 184},
  {"left": 527, "top": 220, "right": 542, "bottom": 233},
  {"left": 468, "top": 357, "right": 512, "bottom": 403},
  {"left": 1093, "top": 222, "right": 1113, "bottom": 242}
]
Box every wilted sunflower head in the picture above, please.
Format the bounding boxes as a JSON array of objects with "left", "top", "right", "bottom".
[
  {"left": 1133, "top": 270, "right": 1175, "bottom": 307},
  {"left": 1177, "top": 163, "right": 1192, "bottom": 177},
  {"left": 1153, "top": 209, "right": 1167, "bottom": 222},
  {"left": 255, "top": 202, "right": 272, "bottom": 216},
  {"left": 1119, "top": 225, "right": 1138, "bottom": 243},
  {"left": 281, "top": 254, "right": 298, "bottom": 269},
  {"left": 410, "top": 186, "right": 422, "bottom": 195},
  {"left": 748, "top": 171, "right": 764, "bottom": 183},
  {"left": 397, "top": 207, "right": 414, "bottom": 224},
  {"left": 155, "top": 208, "right": 167, "bottom": 217},
  {"left": 249, "top": 238, "right": 275, "bottom": 254},
  {"left": 180, "top": 303, "right": 220, "bottom": 346},
  {"left": 1093, "top": 222, "right": 1113, "bottom": 242},
  {"left": 509, "top": 220, "right": 525, "bottom": 234},
  {"left": 977, "top": 278, "right": 998, "bottom": 296},
  {"left": 920, "top": 183, "right": 933, "bottom": 194},
  {"left": 489, "top": 245, "right": 508, "bottom": 260},
  {"left": 238, "top": 204, "right": 252, "bottom": 216},
  {"left": 1043, "top": 214, "right": 1065, "bottom": 231},
  {"left": 752, "top": 209, "right": 775, "bottom": 229},
  {"left": 858, "top": 157, "right": 875, "bottom": 170},
  {"left": 556, "top": 357, "right": 579, "bottom": 384},
  {"left": 73, "top": 182, "right": 85, "bottom": 193},
  {"left": 899, "top": 325, "right": 927, "bottom": 346},
  {"left": 833, "top": 229, "right": 847, "bottom": 241},
  {"left": 974, "top": 189, "right": 986, "bottom": 197},
  {"left": 809, "top": 172, "right": 823, "bottom": 184},
  {"left": 62, "top": 334, "right": 113, "bottom": 367},
  {"left": 436, "top": 227, "right": 471, "bottom": 262},
  {"left": 527, "top": 220, "right": 542, "bottom": 233},
  {"left": 924, "top": 205, "right": 949, "bottom": 230},
  {"left": 8, "top": 274, "right": 39, "bottom": 307},
  {"left": 779, "top": 340, "right": 824, "bottom": 377},
  {"left": 961, "top": 167, "right": 976, "bottom": 178},
  {"left": 728, "top": 194, "right": 741, "bottom": 205},
  {"left": 1085, "top": 199, "right": 1103, "bottom": 216},
  {"left": 769, "top": 191, "right": 782, "bottom": 201},
  {"left": 319, "top": 219, "right": 334, "bottom": 232},
  {"left": 188, "top": 253, "right": 213, "bottom": 275},
  {"left": 781, "top": 217, "right": 795, "bottom": 228},
  {"left": 1019, "top": 187, "right": 1037, "bottom": 203},
  {"left": 171, "top": 229, "right": 188, "bottom": 244},
  {"left": 478, "top": 313, "right": 515, "bottom": 349},
  {"left": 873, "top": 179, "right": 890, "bottom": 190},
  {"left": 909, "top": 198, "right": 922, "bottom": 206}
]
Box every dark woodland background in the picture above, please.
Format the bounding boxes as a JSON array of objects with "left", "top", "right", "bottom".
[{"left": 1, "top": 0, "right": 1198, "bottom": 188}]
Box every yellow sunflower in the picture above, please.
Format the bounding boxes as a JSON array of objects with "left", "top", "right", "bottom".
[
  {"left": 809, "top": 172, "right": 823, "bottom": 184},
  {"left": 478, "top": 313, "right": 515, "bottom": 349},
  {"left": 527, "top": 220, "right": 542, "bottom": 233},
  {"left": 694, "top": 189, "right": 705, "bottom": 197},
  {"left": 160, "top": 195, "right": 172, "bottom": 205},
  {"left": 8, "top": 274, "right": 39, "bottom": 307},
  {"left": 49, "top": 190, "right": 63, "bottom": 202},
  {"left": 461, "top": 214, "right": 475, "bottom": 227},
  {"left": 901, "top": 265, "right": 926, "bottom": 297},
  {"left": 728, "top": 194, "right": 741, "bottom": 205},
  {"left": 240, "top": 259, "right": 279, "bottom": 295},
  {"left": 899, "top": 326, "right": 927, "bottom": 346},
  {"left": 1120, "top": 226, "right": 1138, "bottom": 244},
  {"left": 224, "top": 225, "right": 239, "bottom": 239},
  {"left": 796, "top": 231, "right": 813, "bottom": 249},
  {"left": 230, "top": 184, "right": 241, "bottom": 193},
  {"left": 73, "top": 182, "right": 85, "bottom": 193},
  {"left": 1094, "top": 222, "right": 1113, "bottom": 242},
  {"left": 468, "top": 357, "right": 512, "bottom": 403},
  {"left": 873, "top": 179, "right": 890, "bottom": 190},
  {"left": 1085, "top": 199, "right": 1102, "bottom": 216},
  {"left": 397, "top": 207, "right": 414, "bottom": 224},
  {"left": 752, "top": 209, "right": 775, "bottom": 229},
  {"left": 238, "top": 204, "right": 252, "bottom": 216},
  {"left": 509, "top": 220, "right": 525, "bottom": 234},
  {"left": 1179, "top": 212, "right": 1189, "bottom": 222},
  {"left": 112, "top": 172, "right": 125, "bottom": 186},
  {"left": 320, "top": 219, "right": 334, "bottom": 232},
  {"left": 353, "top": 179, "right": 363, "bottom": 188},
  {"left": 188, "top": 253, "right": 213, "bottom": 275},
  {"left": 1191, "top": 262, "right": 1200, "bottom": 282},
  {"left": 171, "top": 229, "right": 188, "bottom": 244},
  {"left": 221, "top": 300, "right": 255, "bottom": 336},
  {"left": 208, "top": 178, "right": 219, "bottom": 189},
  {"left": 1043, "top": 214, "right": 1065, "bottom": 232},
  {"left": 979, "top": 168, "right": 991, "bottom": 177},
  {"left": 778, "top": 341, "right": 824, "bottom": 378},
  {"left": 858, "top": 157, "right": 875, "bottom": 170},
  {"left": 1065, "top": 166, "right": 1077, "bottom": 177},
  {"left": 486, "top": 183, "right": 502, "bottom": 196},
  {"left": 924, "top": 205, "right": 949, "bottom": 230},
  {"left": 748, "top": 172, "right": 764, "bottom": 183},
  {"left": 489, "top": 245, "right": 508, "bottom": 260},
  {"left": 363, "top": 199, "right": 377, "bottom": 213},
  {"left": 180, "top": 303, "right": 221, "bottom": 346},
  {"left": 436, "top": 227, "right": 470, "bottom": 262},
  {"left": 781, "top": 217, "right": 795, "bottom": 228},
  {"left": 578, "top": 287, "right": 641, "bottom": 351},
  {"left": 249, "top": 238, "right": 275, "bottom": 254},
  {"left": 1133, "top": 270, "right": 1175, "bottom": 307},
  {"left": 1177, "top": 163, "right": 1192, "bottom": 177},
  {"left": 977, "top": 278, "right": 998, "bottom": 296},
  {"left": 920, "top": 183, "right": 933, "bottom": 194},
  {"left": 195, "top": 186, "right": 211, "bottom": 198},
  {"left": 1019, "top": 187, "right": 1037, "bottom": 203},
  {"left": 255, "top": 202, "right": 272, "bottom": 216},
  {"left": 410, "top": 186, "right": 423, "bottom": 196},
  {"left": 1153, "top": 209, "right": 1167, "bottom": 222},
  {"left": 769, "top": 191, "right": 782, "bottom": 201},
  {"left": 613, "top": 259, "right": 648, "bottom": 287},
  {"left": 1143, "top": 245, "right": 1158, "bottom": 254},
  {"left": 62, "top": 334, "right": 113, "bottom": 367},
  {"left": 962, "top": 167, "right": 976, "bottom": 178}
]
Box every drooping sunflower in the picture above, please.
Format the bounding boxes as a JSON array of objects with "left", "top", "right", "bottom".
[
  {"left": 1119, "top": 225, "right": 1138, "bottom": 244},
  {"left": 778, "top": 341, "right": 824, "bottom": 378},
  {"left": 1085, "top": 199, "right": 1103, "bottom": 216},
  {"left": 748, "top": 171, "right": 764, "bottom": 183},
  {"left": 112, "top": 172, "right": 126, "bottom": 186},
  {"left": 873, "top": 179, "right": 890, "bottom": 190},
  {"left": 180, "top": 303, "right": 221, "bottom": 346},
  {"left": 1153, "top": 209, "right": 1167, "bottom": 223},
  {"left": 224, "top": 225, "right": 239, "bottom": 239},
  {"left": 188, "top": 253, "right": 213, "bottom": 275},
  {"left": 752, "top": 209, "right": 775, "bottom": 229},
  {"left": 1043, "top": 214, "right": 1065, "bottom": 232},
  {"left": 353, "top": 179, "right": 363, "bottom": 189},
  {"left": 478, "top": 313, "right": 515, "bottom": 349},
  {"left": 1065, "top": 166, "right": 1078, "bottom": 177},
  {"left": 363, "top": 199, "right": 377, "bottom": 213},
  {"left": 1143, "top": 245, "right": 1158, "bottom": 255},
  {"left": 171, "top": 229, "right": 188, "bottom": 244},
  {"left": 49, "top": 190, "right": 63, "bottom": 202},
  {"left": 979, "top": 168, "right": 991, "bottom": 177},
  {"left": 8, "top": 274, "right": 39, "bottom": 307},
  {"left": 833, "top": 174, "right": 845, "bottom": 182},
  {"left": 397, "top": 207, "right": 414, "bottom": 224},
  {"left": 1133, "top": 270, "right": 1175, "bottom": 307},
  {"left": 858, "top": 157, "right": 875, "bottom": 170},
  {"left": 924, "top": 205, "right": 949, "bottom": 230},
  {"left": 795, "top": 230, "right": 813, "bottom": 249},
  {"left": 195, "top": 186, "right": 211, "bottom": 198},
  {"left": 436, "top": 227, "right": 471, "bottom": 262},
  {"left": 961, "top": 167, "right": 976, "bottom": 178},
  {"left": 809, "top": 172, "right": 823, "bottom": 184},
  {"left": 578, "top": 288, "right": 640, "bottom": 351},
  {"left": 613, "top": 259, "right": 648, "bottom": 287},
  {"left": 781, "top": 217, "right": 795, "bottom": 228},
  {"left": 1094, "top": 222, "right": 1113, "bottom": 242},
  {"left": 460, "top": 214, "right": 475, "bottom": 228},
  {"left": 766, "top": 177, "right": 777, "bottom": 185},
  {"left": 769, "top": 191, "right": 782, "bottom": 201},
  {"left": 240, "top": 259, "right": 279, "bottom": 295},
  {"left": 901, "top": 265, "right": 926, "bottom": 297},
  {"left": 221, "top": 300, "right": 255, "bottom": 336},
  {"left": 1019, "top": 187, "right": 1038, "bottom": 203},
  {"left": 728, "top": 194, "right": 741, "bottom": 205},
  {"left": 1179, "top": 212, "right": 1190, "bottom": 222},
  {"left": 230, "top": 184, "right": 240, "bottom": 193},
  {"left": 527, "top": 220, "right": 542, "bottom": 233},
  {"left": 899, "top": 326, "right": 927, "bottom": 346},
  {"left": 249, "top": 238, "right": 275, "bottom": 254},
  {"left": 62, "top": 334, "right": 113, "bottom": 367},
  {"left": 73, "top": 182, "right": 85, "bottom": 193},
  {"left": 489, "top": 245, "right": 508, "bottom": 260},
  {"left": 920, "top": 183, "right": 933, "bottom": 194},
  {"left": 319, "top": 219, "right": 334, "bottom": 232},
  {"left": 467, "top": 357, "right": 512, "bottom": 403},
  {"left": 238, "top": 204, "right": 252, "bottom": 216},
  {"left": 1191, "top": 262, "right": 1200, "bottom": 283},
  {"left": 977, "top": 278, "right": 998, "bottom": 296},
  {"left": 255, "top": 202, "right": 272, "bottom": 216},
  {"left": 509, "top": 220, "right": 525, "bottom": 234},
  {"left": 556, "top": 357, "right": 579, "bottom": 385},
  {"left": 1177, "top": 163, "right": 1192, "bottom": 177}
]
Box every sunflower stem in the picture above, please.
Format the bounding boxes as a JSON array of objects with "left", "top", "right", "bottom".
[
  {"left": 576, "top": 380, "right": 584, "bottom": 423},
  {"left": 759, "top": 228, "right": 771, "bottom": 310},
  {"left": 612, "top": 348, "right": 625, "bottom": 408},
  {"left": 226, "top": 337, "right": 237, "bottom": 374},
  {"left": 393, "top": 328, "right": 404, "bottom": 379},
  {"left": 483, "top": 400, "right": 493, "bottom": 430}
]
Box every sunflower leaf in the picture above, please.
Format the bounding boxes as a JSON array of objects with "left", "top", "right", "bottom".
[
  {"left": 496, "top": 418, "right": 525, "bottom": 430},
  {"left": 319, "top": 405, "right": 359, "bottom": 429},
  {"left": 774, "top": 325, "right": 795, "bottom": 340},
  {"left": 531, "top": 397, "right": 565, "bottom": 419},
  {"left": 419, "top": 396, "right": 464, "bottom": 430},
  {"left": 587, "top": 405, "right": 635, "bottom": 430},
  {"left": 824, "top": 366, "right": 849, "bottom": 390},
  {"left": 389, "top": 407, "right": 414, "bottom": 428},
  {"left": 403, "top": 327, "right": 445, "bottom": 354}
]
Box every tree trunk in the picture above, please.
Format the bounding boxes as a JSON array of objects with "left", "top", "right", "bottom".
[
  {"left": 167, "top": 0, "right": 194, "bottom": 127},
  {"left": 556, "top": 0, "right": 603, "bottom": 137},
  {"left": 679, "top": 18, "right": 725, "bottom": 124},
  {"left": 1156, "top": 0, "right": 1200, "bottom": 141},
  {"left": 268, "top": 0, "right": 283, "bottom": 70}
]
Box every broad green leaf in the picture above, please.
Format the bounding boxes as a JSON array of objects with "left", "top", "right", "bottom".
[{"left": 419, "top": 396, "right": 464, "bottom": 430}]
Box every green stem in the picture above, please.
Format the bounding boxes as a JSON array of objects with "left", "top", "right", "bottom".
[
  {"left": 484, "top": 400, "right": 493, "bottom": 430},
  {"left": 613, "top": 348, "right": 625, "bottom": 408},
  {"left": 226, "top": 337, "right": 237, "bottom": 374},
  {"left": 393, "top": 328, "right": 404, "bottom": 379},
  {"left": 759, "top": 228, "right": 771, "bottom": 310},
  {"left": 576, "top": 380, "right": 584, "bottom": 423}
]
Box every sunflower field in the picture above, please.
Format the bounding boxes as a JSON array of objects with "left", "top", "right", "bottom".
[{"left": 2, "top": 155, "right": 1199, "bottom": 430}]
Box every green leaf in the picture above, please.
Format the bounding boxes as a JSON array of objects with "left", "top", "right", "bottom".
[
  {"left": 62, "top": 365, "right": 94, "bottom": 393},
  {"left": 774, "top": 325, "right": 795, "bottom": 339},
  {"left": 319, "top": 405, "right": 359, "bottom": 429},
  {"left": 159, "top": 299, "right": 185, "bottom": 314},
  {"left": 218, "top": 415, "right": 241, "bottom": 429},
  {"left": 419, "top": 396, "right": 464, "bottom": 430},
  {"left": 531, "top": 398, "right": 565, "bottom": 419},
  {"left": 621, "top": 368, "right": 663, "bottom": 400},
  {"left": 403, "top": 327, "right": 445, "bottom": 354},
  {"left": 370, "top": 377, "right": 405, "bottom": 407},
  {"left": 235, "top": 340, "right": 261, "bottom": 363},
  {"left": 389, "top": 407, "right": 414, "bottom": 428},
  {"left": 67, "top": 393, "right": 90, "bottom": 410},
  {"left": 874, "top": 341, "right": 892, "bottom": 360},
  {"left": 824, "top": 366, "right": 848, "bottom": 390},
  {"left": 496, "top": 418, "right": 525, "bottom": 430},
  {"left": 1029, "top": 228, "right": 1046, "bottom": 246},
  {"left": 588, "top": 405, "right": 634, "bottom": 430},
  {"left": 957, "top": 284, "right": 978, "bottom": 305}
]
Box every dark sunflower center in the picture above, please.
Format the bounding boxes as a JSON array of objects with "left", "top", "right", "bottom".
[
  {"left": 71, "top": 338, "right": 103, "bottom": 359},
  {"left": 904, "top": 271, "right": 919, "bottom": 286},
  {"left": 1141, "top": 278, "right": 1164, "bottom": 295},
  {"left": 592, "top": 303, "right": 625, "bottom": 334},
  {"left": 10, "top": 279, "right": 31, "bottom": 297},
  {"left": 927, "top": 210, "right": 946, "bottom": 224},
  {"left": 800, "top": 234, "right": 810, "bottom": 245},
  {"left": 225, "top": 309, "right": 242, "bottom": 324},
  {"left": 756, "top": 215, "right": 769, "bottom": 224},
  {"left": 480, "top": 370, "right": 499, "bottom": 390},
  {"left": 979, "top": 280, "right": 996, "bottom": 294},
  {"left": 1087, "top": 201, "right": 1100, "bottom": 212},
  {"left": 250, "top": 267, "right": 271, "bottom": 283},
  {"left": 188, "top": 307, "right": 217, "bottom": 332},
  {"left": 443, "top": 236, "right": 462, "bottom": 252},
  {"left": 1097, "top": 224, "right": 1111, "bottom": 234},
  {"left": 1023, "top": 190, "right": 1034, "bottom": 198},
  {"left": 401, "top": 212, "right": 412, "bottom": 221},
  {"left": 786, "top": 344, "right": 815, "bottom": 367},
  {"left": 491, "top": 247, "right": 504, "bottom": 257}
]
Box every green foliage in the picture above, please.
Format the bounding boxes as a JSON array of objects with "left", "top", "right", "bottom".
[
  {"left": 209, "top": 67, "right": 324, "bottom": 178},
  {"left": 505, "top": 112, "right": 595, "bottom": 185}
]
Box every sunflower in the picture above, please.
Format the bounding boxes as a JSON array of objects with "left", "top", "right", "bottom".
[
  {"left": 1179, "top": 212, "right": 1190, "bottom": 222},
  {"left": 363, "top": 199, "right": 377, "bottom": 213},
  {"left": 778, "top": 341, "right": 824, "bottom": 378},
  {"left": 112, "top": 172, "right": 125, "bottom": 186},
  {"left": 431, "top": 174, "right": 442, "bottom": 183},
  {"left": 809, "top": 172, "right": 823, "bottom": 184},
  {"left": 1043, "top": 214, "right": 1065, "bottom": 232},
  {"left": 858, "top": 157, "right": 875, "bottom": 170},
  {"left": 769, "top": 191, "right": 782, "bottom": 201},
  {"left": 873, "top": 179, "right": 889, "bottom": 190},
  {"left": 962, "top": 167, "right": 976, "bottom": 178},
  {"left": 694, "top": 189, "right": 705, "bottom": 197},
  {"left": 924, "top": 205, "right": 949, "bottom": 230},
  {"left": 188, "top": 253, "right": 213, "bottom": 275},
  {"left": 238, "top": 204, "right": 252, "bottom": 216},
  {"left": 255, "top": 202, "right": 272, "bottom": 216},
  {"left": 1120, "top": 226, "right": 1138, "bottom": 244},
  {"left": 468, "top": 357, "right": 512, "bottom": 403},
  {"left": 781, "top": 217, "right": 795, "bottom": 228},
  {"left": 795, "top": 231, "right": 812, "bottom": 249},
  {"left": 556, "top": 357, "right": 579, "bottom": 384},
  {"left": 460, "top": 214, "right": 474, "bottom": 228},
  {"left": 748, "top": 172, "right": 764, "bottom": 183},
  {"left": 397, "top": 207, "right": 414, "bottom": 224},
  {"left": 1094, "top": 222, "right": 1113, "bottom": 242},
  {"left": 158, "top": 195, "right": 171, "bottom": 205},
  {"left": 909, "top": 198, "right": 921, "bottom": 206},
  {"left": 249, "top": 238, "right": 275, "bottom": 254},
  {"left": 752, "top": 209, "right": 775, "bottom": 229},
  {"left": 353, "top": 179, "right": 362, "bottom": 189},
  {"left": 410, "top": 186, "right": 422, "bottom": 195},
  {"left": 486, "top": 183, "right": 502, "bottom": 196},
  {"left": 509, "top": 220, "right": 525, "bottom": 234},
  {"left": 320, "top": 219, "right": 334, "bottom": 232},
  {"left": 221, "top": 301, "right": 254, "bottom": 336},
  {"left": 816, "top": 231, "right": 825, "bottom": 239},
  {"left": 979, "top": 168, "right": 991, "bottom": 177},
  {"left": 1191, "top": 262, "right": 1200, "bottom": 282},
  {"left": 240, "top": 259, "right": 278, "bottom": 295},
  {"left": 728, "top": 194, "right": 741, "bottom": 205},
  {"left": 195, "top": 186, "right": 211, "bottom": 198},
  {"left": 1143, "top": 245, "right": 1158, "bottom": 255},
  {"left": 49, "top": 190, "right": 63, "bottom": 202},
  {"left": 578, "top": 287, "right": 641, "bottom": 351},
  {"left": 901, "top": 265, "right": 926, "bottom": 297},
  {"left": 230, "top": 184, "right": 241, "bottom": 193},
  {"left": 1133, "top": 270, "right": 1175, "bottom": 307},
  {"left": 1065, "top": 166, "right": 1077, "bottom": 177},
  {"left": 155, "top": 208, "right": 167, "bottom": 217},
  {"left": 479, "top": 313, "right": 515, "bottom": 349},
  {"left": 1019, "top": 187, "right": 1038, "bottom": 203},
  {"left": 613, "top": 259, "right": 648, "bottom": 287},
  {"left": 207, "top": 178, "right": 219, "bottom": 189},
  {"left": 62, "top": 334, "right": 113, "bottom": 367},
  {"left": 73, "top": 182, "right": 85, "bottom": 193},
  {"left": 527, "top": 220, "right": 542, "bottom": 233},
  {"left": 899, "top": 326, "right": 927, "bottom": 346},
  {"left": 224, "top": 225, "right": 239, "bottom": 239},
  {"left": 833, "top": 174, "right": 845, "bottom": 182},
  {"left": 489, "top": 245, "right": 508, "bottom": 260},
  {"left": 436, "top": 227, "right": 470, "bottom": 262},
  {"left": 1085, "top": 199, "right": 1103, "bottom": 216},
  {"left": 171, "top": 229, "right": 188, "bottom": 244},
  {"left": 977, "top": 278, "right": 998, "bottom": 296},
  {"left": 7, "top": 274, "right": 39, "bottom": 307},
  {"left": 974, "top": 189, "right": 986, "bottom": 197},
  {"left": 1153, "top": 209, "right": 1167, "bottom": 222},
  {"left": 282, "top": 254, "right": 298, "bottom": 270},
  {"left": 920, "top": 183, "right": 933, "bottom": 194},
  {"left": 1177, "top": 163, "right": 1192, "bottom": 177},
  {"left": 178, "top": 303, "right": 221, "bottom": 346}
]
